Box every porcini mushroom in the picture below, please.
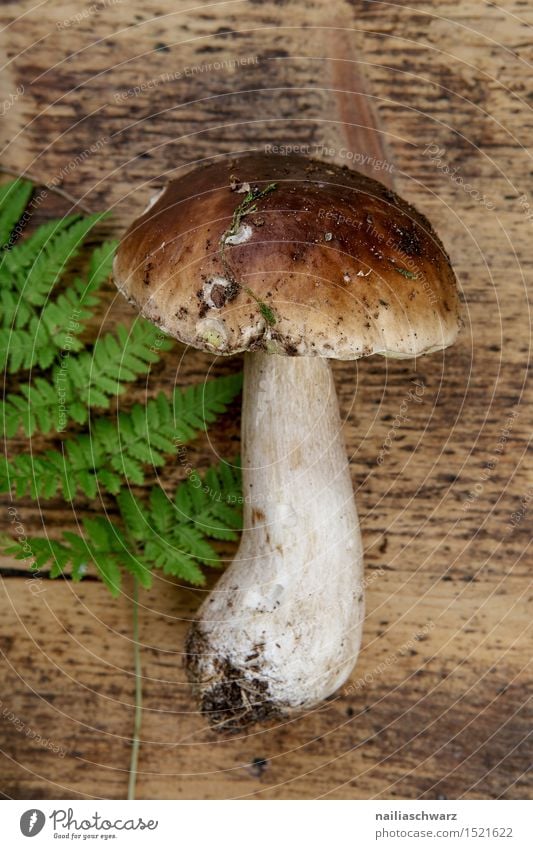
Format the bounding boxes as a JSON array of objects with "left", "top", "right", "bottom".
[{"left": 113, "top": 153, "right": 461, "bottom": 731}]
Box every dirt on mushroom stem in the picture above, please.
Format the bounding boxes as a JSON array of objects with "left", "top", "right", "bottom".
[{"left": 186, "top": 622, "right": 280, "bottom": 733}]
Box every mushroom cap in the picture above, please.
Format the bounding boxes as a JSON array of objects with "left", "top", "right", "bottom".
[{"left": 113, "top": 153, "right": 461, "bottom": 358}]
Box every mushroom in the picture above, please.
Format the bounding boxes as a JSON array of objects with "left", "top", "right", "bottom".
[{"left": 113, "top": 153, "right": 461, "bottom": 731}]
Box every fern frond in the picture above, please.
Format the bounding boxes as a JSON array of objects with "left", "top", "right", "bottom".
[
  {"left": 116, "top": 490, "right": 146, "bottom": 539},
  {"left": 0, "top": 374, "right": 242, "bottom": 498},
  {"left": 86, "top": 239, "right": 118, "bottom": 293},
  {"left": 1, "top": 213, "right": 97, "bottom": 309},
  {"left": 0, "top": 321, "right": 48, "bottom": 372},
  {"left": 4, "top": 517, "right": 149, "bottom": 596},
  {"left": 78, "top": 322, "right": 172, "bottom": 407},
  {"left": 118, "top": 458, "right": 243, "bottom": 585},
  {"left": 0, "top": 179, "right": 33, "bottom": 247},
  {"left": 172, "top": 373, "right": 244, "bottom": 441},
  {"left": 4, "top": 460, "right": 242, "bottom": 590},
  {"left": 189, "top": 461, "right": 243, "bottom": 539},
  {"left": 1, "top": 376, "right": 59, "bottom": 437},
  {"left": 15, "top": 213, "right": 105, "bottom": 306},
  {"left": 37, "top": 238, "right": 118, "bottom": 349},
  {"left": 0, "top": 313, "right": 86, "bottom": 373},
  {"left": 1, "top": 320, "right": 172, "bottom": 435},
  {"left": 51, "top": 320, "right": 173, "bottom": 425},
  {"left": 0, "top": 227, "right": 116, "bottom": 373}
]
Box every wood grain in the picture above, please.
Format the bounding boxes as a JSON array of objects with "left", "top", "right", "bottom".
[{"left": 0, "top": 0, "right": 531, "bottom": 799}]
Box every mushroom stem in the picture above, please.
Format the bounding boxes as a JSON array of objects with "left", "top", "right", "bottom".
[{"left": 186, "top": 352, "right": 364, "bottom": 731}]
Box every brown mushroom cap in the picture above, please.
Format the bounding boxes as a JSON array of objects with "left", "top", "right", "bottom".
[{"left": 113, "top": 153, "right": 461, "bottom": 358}]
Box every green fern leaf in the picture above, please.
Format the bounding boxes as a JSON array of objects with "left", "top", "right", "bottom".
[
  {"left": 172, "top": 373, "right": 243, "bottom": 442},
  {"left": 0, "top": 179, "right": 33, "bottom": 247},
  {"left": 1, "top": 215, "right": 77, "bottom": 286},
  {"left": 1, "top": 213, "right": 101, "bottom": 314},
  {"left": 116, "top": 489, "right": 146, "bottom": 539},
  {"left": 2, "top": 458, "right": 243, "bottom": 589},
  {"left": 148, "top": 488, "right": 174, "bottom": 534},
  {"left": 86, "top": 239, "right": 118, "bottom": 292},
  {"left": 0, "top": 320, "right": 174, "bottom": 436},
  {"left": 143, "top": 537, "right": 207, "bottom": 585},
  {"left": 120, "top": 552, "right": 153, "bottom": 588},
  {"left": 160, "top": 551, "right": 206, "bottom": 585},
  {"left": 21, "top": 213, "right": 105, "bottom": 306},
  {"left": 0, "top": 213, "right": 110, "bottom": 375}
]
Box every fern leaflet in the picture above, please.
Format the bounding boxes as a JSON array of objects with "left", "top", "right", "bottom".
[
  {"left": 0, "top": 374, "right": 243, "bottom": 498},
  {"left": 0, "top": 179, "right": 33, "bottom": 247},
  {"left": 5, "top": 460, "right": 242, "bottom": 593}
]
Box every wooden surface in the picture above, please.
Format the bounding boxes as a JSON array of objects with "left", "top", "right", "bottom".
[{"left": 0, "top": 0, "right": 531, "bottom": 800}]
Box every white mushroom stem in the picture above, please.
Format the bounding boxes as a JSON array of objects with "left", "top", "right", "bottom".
[{"left": 186, "top": 352, "right": 364, "bottom": 730}]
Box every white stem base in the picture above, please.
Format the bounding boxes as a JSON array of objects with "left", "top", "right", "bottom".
[{"left": 186, "top": 353, "right": 364, "bottom": 730}]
